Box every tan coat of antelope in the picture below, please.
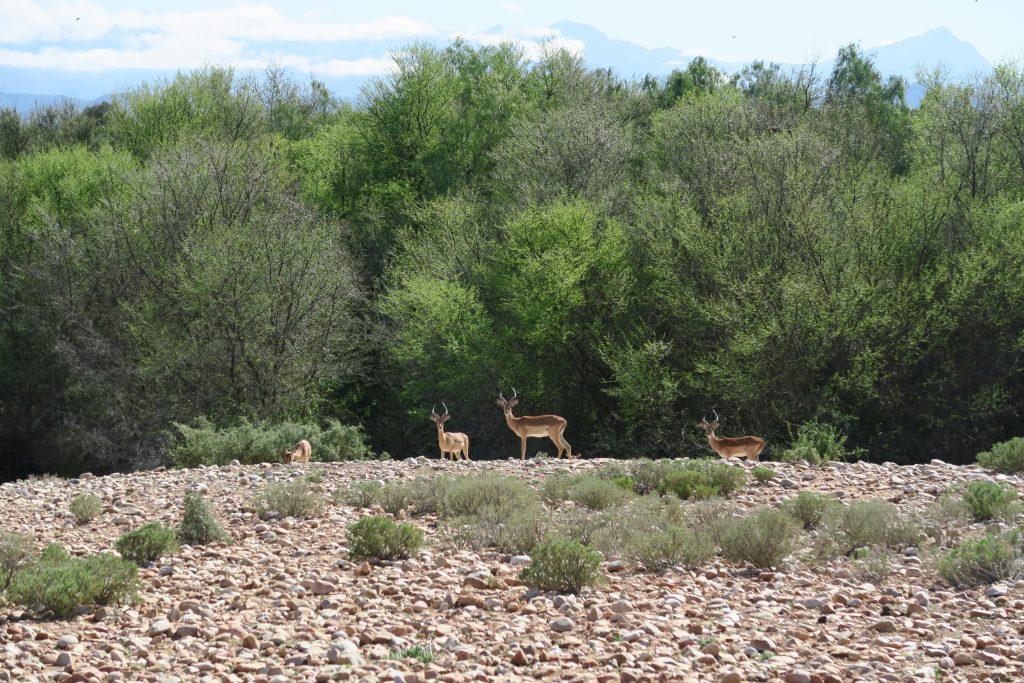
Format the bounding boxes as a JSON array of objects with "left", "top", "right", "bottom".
[
  {"left": 430, "top": 403, "right": 470, "bottom": 461},
  {"left": 496, "top": 388, "right": 572, "bottom": 460},
  {"left": 283, "top": 439, "right": 312, "bottom": 464},
  {"left": 698, "top": 410, "right": 765, "bottom": 462}
]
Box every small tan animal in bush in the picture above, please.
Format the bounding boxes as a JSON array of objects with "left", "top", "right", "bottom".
[
  {"left": 430, "top": 403, "right": 470, "bottom": 461},
  {"left": 283, "top": 439, "right": 312, "bottom": 464}
]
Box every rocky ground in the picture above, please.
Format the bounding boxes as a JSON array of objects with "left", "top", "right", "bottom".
[{"left": 1, "top": 457, "right": 1023, "bottom": 683}]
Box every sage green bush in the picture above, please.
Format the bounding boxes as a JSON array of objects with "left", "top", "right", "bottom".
[
  {"left": 518, "top": 539, "right": 603, "bottom": 594},
  {"left": 251, "top": 478, "right": 324, "bottom": 519},
  {"left": 69, "top": 493, "right": 103, "bottom": 525},
  {"left": 976, "top": 438, "right": 1024, "bottom": 474},
  {"left": 177, "top": 492, "right": 229, "bottom": 545},
  {"left": 7, "top": 544, "right": 140, "bottom": 618},
  {"left": 115, "top": 522, "right": 178, "bottom": 564},
  {"left": 347, "top": 516, "right": 424, "bottom": 561},
  {"left": 720, "top": 508, "right": 800, "bottom": 569}
]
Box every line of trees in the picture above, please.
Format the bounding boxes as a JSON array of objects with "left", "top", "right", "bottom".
[{"left": 1, "top": 42, "right": 1022, "bottom": 479}]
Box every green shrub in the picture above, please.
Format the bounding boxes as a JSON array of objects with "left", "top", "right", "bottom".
[
  {"left": 626, "top": 527, "right": 715, "bottom": 572},
  {"left": 628, "top": 459, "right": 670, "bottom": 495},
  {"left": 688, "top": 460, "right": 747, "bottom": 495},
  {"left": 115, "top": 523, "right": 178, "bottom": 564},
  {"left": 938, "top": 529, "right": 1023, "bottom": 586},
  {"left": 0, "top": 533, "right": 33, "bottom": 591},
  {"left": 779, "top": 421, "right": 862, "bottom": 465},
  {"left": 568, "top": 476, "right": 632, "bottom": 510},
  {"left": 336, "top": 480, "right": 383, "bottom": 508},
  {"left": 720, "top": 508, "right": 800, "bottom": 569},
  {"left": 851, "top": 547, "right": 896, "bottom": 583},
  {"left": 976, "top": 437, "right": 1024, "bottom": 474},
  {"left": 170, "top": 417, "right": 372, "bottom": 467},
  {"left": 659, "top": 470, "right": 719, "bottom": 501},
  {"left": 69, "top": 493, "right": 103, "bottom": 525},
  {"left": 443, "top": 504, "right": 550, "bottom": 555},
  {"left": 751, "top": 467, "right": 776, "bottom": 483},
  {"left": 7, "top": 546, "right": 139, "bottom": 618},
  {"left": 304, "top": 469, "right": 325, "bottom": 484},
  {"left": 541, "top": 473, "right": 573, "bottom": 505},
  {"left": 347, "top": 516, "right": 424, "bottom": 561},
  {"left": 962, "top": 480, "right": 1019, "bottom": 521},
  {"left": 518, "top": 539, "right": 604, "bottom": 594},
  {"left": 392, "top": 644, "right": 435, "bottom": 664},
  {"left": 375, "top": 480, "right": 413, "bottom": 515},
  {"left": 781, "top": 492, "right": 841, "bottom": 530},
  {"left": 177, "top": 492, "right": 229, "bottom": 545},
  {"left": 439, "top": 475, "right": 536, "bottom": 519},
  {"left": 251, "top": 478, "right": 324, "bottom": 520},
  {"left": 682, "top": 499, "right": 742, "bottom": 544},
  {"left": 586, "top": 495, "right": 683, "bottom": 556},
  {"left": 817, "top": 500, "right": 919, "bottom": 556}
]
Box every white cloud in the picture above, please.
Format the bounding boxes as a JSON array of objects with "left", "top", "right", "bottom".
[
  {"left": 0, "top": 1, "right": 435, "bottom": 44},
  {"left": 449, "top": 28, "right": 586, "bottom": 61},
  {"left": 503, "top": 2, "right": 523, "bottom": 13}
]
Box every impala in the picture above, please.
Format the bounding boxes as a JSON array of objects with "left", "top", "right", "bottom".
[
  {"left": 496, "top": 388, "right": 572, "bottom": 460},
  {"left": 430, "top": 402, "right": 470, "bottom": 461},
  {"left": 283, "top": 439, "right": 312, "bottom": 464},
  {"left": 698, "top": 410, "right": 765, "bottom": 462}
]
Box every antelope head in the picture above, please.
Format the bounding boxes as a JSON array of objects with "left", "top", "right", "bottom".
[
  {"left": 495, "top": 388, "right": 520, "bottom": 414},
  {"left": 698, "top": 409, "right": 721, "bottom": 435}
]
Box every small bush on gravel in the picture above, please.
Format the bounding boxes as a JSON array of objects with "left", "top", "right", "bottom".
[
  {"left": 659, "top": 470, "right": 719, "bottom": 501},
  {"left": 719, "top": 508, "right": 800, "bottom": 569},
  {"left": 375, "top": 480, "right": 412, "bottom": 515},
  {"left": 347, "top": 516, "right": 424, "bottom": 561},
  {"left": 439, "top": 475, "right": 536, "bottom": 519},
  {"left": 115, "top": 523, "right": 178, "bottom": 564},
  {"left": 781, "top": 492, "right": 841, "bottom": 530},
  {"left": 443, "top": 504, "right": 550, "bottom": 555},
  {"left": 304, "top": 469, "right": 325, "bottom": 484},
  {"left": 818, "top": 500, "right": 919, "bottom": 556},
  {"left": 587, "top": 495, "right": 683, "bottom": 556},
  {"left": 683, "top": 499, "right": 742, "bottom": 544},
  {"left": 69, "top": 493, "right": 103, "bottom": 525},
  {"left": 568, "top": 476, "right": 632, "bottom": 510},
  {"left": 335, "top": 480, "right": 383, "bottom": 508},
  {"left": 751, "top": 467, "right": 776, "bottom": 483},
  {"left": 628, "top": 459, "right": 670, "bottom": 495},
  {"left": 0, "top": 533, "right": 33, "bottom": 592},
  {"left": 518, "top": 539, "right": 604, "bottom": 594},
  {"left": 851, "top": 547, "right": 897, "bottom": 583},
  {"left": 976, "top": 437, "right": 1024, "bottom": 474},
  {"left": 392, "top": 644, "right": 434, "bottom": 664},
  {"left": 177, "top": 493, "right": 229, "bottom": 545},
  {"left": 7, "top": 544, "right": 139, "bottom": 618},
  {"left": 962, "top": 480, "right": 1019, "bottom": 521},
  {"left": 626, "top": 527, "right": 715, "bottom": 572},
  {"left": 687, "top": 460, "right": 747, "bottom": 495},
  {"left": 938, "top": 528, "right": 1024, "bottom": 586},
  {"left": 251, "top": 479, "right": 324, "bottom": 520},
  {"left": 541, "top": 473, "right": 573, "bottom": 505}
]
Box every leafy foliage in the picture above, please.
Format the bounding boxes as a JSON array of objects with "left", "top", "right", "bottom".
[
  {"left": 69, "top": 493, "right": 103, "bottom": 524},
  {"left": 961, "top": 480, "right": 1019, "bottom": 521},
  {"left": 518, "top": 539, "right": 604, "bottom": 594},
  {"left": 719, "top": 508, "right": 801, "bottom": 569},
  {"left": 0, "top": 533, "right": 33, "bottom": 591},
  {"left": 115, "top": 523, "right": 178, "bottom": 564},
  {"left": 938, "top": 529, "right": 1024, "bottom": 586},
  {"left": 6, "top": 545, "right": 140, "bottom": 618},
  {"left": 347, "top": 516, "right": 424, "bottom": 561},
  {"left": 626, "top": 527, "right": 715, "bottom": 572},
  {"left": 751, "top": 467, "right": 776, "bottom": 483},
  {"left": 781, "top": 492, "right": 841, "bottom": 530},
  {"left": 251, "top": 479, "right": 324, "bottom": 520},
  {"left": 977, "top": 438, "right": 1024, "bottom": 474},
  {"left": 177, "top": 493, "right": 230, "bottom": 545}
]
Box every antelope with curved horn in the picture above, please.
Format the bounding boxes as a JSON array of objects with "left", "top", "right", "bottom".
[
  {"left": 698, "top": 409, "right": 765, "bottom": 462},
  {"left": 430, "top": 402, "right": 470, "bottom": 461},
  {"left": 495, "top": 388, "right": 572, "bottom": 460}
]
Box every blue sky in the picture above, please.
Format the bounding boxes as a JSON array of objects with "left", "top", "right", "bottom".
[{"left": 1, "top": 0, "right": 1019, "bottom": 95}]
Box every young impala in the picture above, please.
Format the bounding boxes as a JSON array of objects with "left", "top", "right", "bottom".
[
  {"left": 698, "top": 410, "right": 766, "bottom": 462},
  {"left": 430, "top": 402, "right": 470, "bottom": 461},
  {"left": 283, "top": 439, "right": 312, "bottom": 464},
  {"left": 496, "top": 388, "right": 572, "bottom": 460}
]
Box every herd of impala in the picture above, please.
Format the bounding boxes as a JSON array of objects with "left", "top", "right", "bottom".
[{"left": 284, "top": 391, "right": 766, "bottom": 465}]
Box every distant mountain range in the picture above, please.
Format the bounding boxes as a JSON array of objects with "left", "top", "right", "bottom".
[{"left": 0, "top": 23, "right": 992, "bottom": 112}]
